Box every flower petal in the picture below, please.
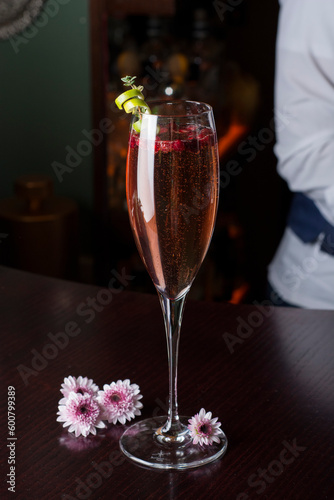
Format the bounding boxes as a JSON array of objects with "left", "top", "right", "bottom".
[
  {"left": 97, "top": 379, "right": 143, "bottom": 425},
  {"left": 188, "top": 409, "right": 223, "bottom": 446}
]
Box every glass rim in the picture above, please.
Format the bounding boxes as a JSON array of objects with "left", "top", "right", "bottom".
[{"left": 144, "top": 99, "right": 213, "bottom": 118}]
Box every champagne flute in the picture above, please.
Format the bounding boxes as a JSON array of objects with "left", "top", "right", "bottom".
[{"left": 120, "top": 100, "right": 227, "bottom": 469}]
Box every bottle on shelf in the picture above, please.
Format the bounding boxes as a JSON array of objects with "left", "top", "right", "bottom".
[{"left": 0, "top": 174, "right": 78, "bottom": 279}]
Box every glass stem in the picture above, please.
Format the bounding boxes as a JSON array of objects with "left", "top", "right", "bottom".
[{"left": 157, "top": 292, "right": 188, "bottom": 441}]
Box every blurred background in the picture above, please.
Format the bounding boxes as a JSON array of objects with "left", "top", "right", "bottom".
[{"left": 0, "top": 0, "right": 289, "bottom": 303}]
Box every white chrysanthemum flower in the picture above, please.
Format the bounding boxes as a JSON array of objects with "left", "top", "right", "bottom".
[
  {"left": 97, "top": 379, "right": 143, "bottom": 425},
  {"left": 188, "top": 408, "right": 222, "bottom": 446},
  {"left": 57, "top": 392, "right": 105, "bottom": 438}
]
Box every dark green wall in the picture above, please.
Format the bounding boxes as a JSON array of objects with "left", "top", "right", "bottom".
[{"left": 0, "top": 0, "right": 93, "bottom": 211}]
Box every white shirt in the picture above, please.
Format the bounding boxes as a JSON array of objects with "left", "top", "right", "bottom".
[{"left": 268, "top": 0, "right": 334, "bottom": 309}]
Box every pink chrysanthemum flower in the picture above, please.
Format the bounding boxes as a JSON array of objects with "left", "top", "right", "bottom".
[
  {"left": 97, "top": 379, "right": 143, "bottom": 425},
  {"left": 188, "top": 408, "right": 222, "bottom": 446},
  {"left": 57, "top": 392, "right": 106, "bottom": 437},
  {"left": 59, "top": 376, "right": 99, "bottom": 405}
]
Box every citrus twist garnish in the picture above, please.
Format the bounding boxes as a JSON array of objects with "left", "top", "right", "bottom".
[{"left": 115, "top": 76, "right": 151, "bottom": 132}]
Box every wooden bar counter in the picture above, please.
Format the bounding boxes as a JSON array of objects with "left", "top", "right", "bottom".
[{"left": 0, "top": 266, "right": 333, "bottom": 499}]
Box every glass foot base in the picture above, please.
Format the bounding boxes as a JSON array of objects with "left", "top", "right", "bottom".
[{"left": 119, "top": 416, "right": 228, "bottom": 470}]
